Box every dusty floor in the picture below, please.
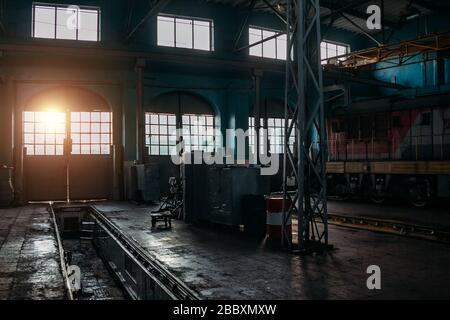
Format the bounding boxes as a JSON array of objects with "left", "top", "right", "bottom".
[
  {"left": 0, "top": 205, "right": 65, "bottom": 300},
  {"left": 1, "top": 202, "right": 450, "bottom": 300},
  {"left": 95, "top": 202, "right": 450, "bottom": 300}
]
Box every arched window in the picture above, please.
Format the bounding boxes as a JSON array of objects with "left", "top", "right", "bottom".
[
  {"left": 249, "top": 99, "right": 295, "bottom": 154},
  {"left": 145, "top": 92, "right": 217, "bottom": 156}
]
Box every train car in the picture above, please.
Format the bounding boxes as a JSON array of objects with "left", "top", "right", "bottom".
[{"left": 326, "top": 106, "right": 450, "bottom": 206}]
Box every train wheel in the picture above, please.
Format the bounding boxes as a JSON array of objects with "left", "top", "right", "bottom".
[
  {"left": 334, "top": 183, "right": 350, "bottom": 201},
  {"left": 370, "top": 193, "right": 386, "bottom": 204},
  {"left": 408, "top": 184, "right": 428, "bottom": 208}
]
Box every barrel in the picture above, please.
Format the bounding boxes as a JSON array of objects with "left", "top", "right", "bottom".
[{"left": 266, "top": 196, "right": 291, "bottom": 243}]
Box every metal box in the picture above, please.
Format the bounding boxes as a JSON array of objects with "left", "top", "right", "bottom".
[
  {"left": 183, "top": 162, "right": 269, "bottom": 226},
  {"left": 123, "top": 162, "right": 138, "bottom": 201},
  {"left": 135, "top": 164, "right": 160, "bottom": 203}
]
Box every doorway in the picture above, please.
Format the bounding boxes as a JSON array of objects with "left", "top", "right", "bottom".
[{"left": 22, "top": 88, "right": 113, "bottom": 201}]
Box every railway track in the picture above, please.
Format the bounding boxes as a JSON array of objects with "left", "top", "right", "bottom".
[
  {"left": 88, "top": 205, "right": 200, "bottom": 300},
  {"left": 326, "top": 213, "right": 450, "bottom": 244},
  {"left": 50, "top": 202, "right": 199, "bottom": 300}
]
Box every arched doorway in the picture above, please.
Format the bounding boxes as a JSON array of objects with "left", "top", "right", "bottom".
[
  {"left": 23, "top": 86, "right": 113, "bottom": 201},
  {"left": 144, "top": 91, "right": 217, "bottom": 194}
]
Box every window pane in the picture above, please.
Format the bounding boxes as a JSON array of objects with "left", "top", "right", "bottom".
[
  {"left": 72, "top": 144, "right": 80, "bottom": 154},
  {"left": 72, "top": 123, "right": 80, "bottom": 133},
  {"left": 337, "top": 45, "right": 347, "bottom": 56},
  {"left": 24, "top": 112, "right": 35, "bottom": 122},
  {"left": 71, "top": 112, "right": 80, "bottom": 122},
  {"left": 101, "top": 112, "right": 110, "bottom": 122},
  {"left": 101, "top": 123, "right": 110, "bottom": 133},
  {"left": 23, "top": 111, "right": 66, "bottom": 157},
  {"left": 101, "top": 134, "right": 110, "bottom": 143},
  {"left": 150, "top": 146, "right": 159, "bottom": 155},
  {"left": 24, "top": 122, "right": 34, "bottom": 133},
  {"left": 56, "top": 7, "right": 77, "bottom": 40},
  {"left": 91, "top": 134, "right": 100, "bottom": 143},
  {"left": 194, "top": 20, "right": 210, "bottom": 51},
  {"left": 56, "top": 145, "right": 64, "bottom": 155},
  {"left": 34, "top": 6, "right": 55, "bottom": 39},
  {"left": 78, "top": 9, "right": 99, "bottom": 41},
  {"left": 24, "top": 134, "right": 34, "bottom": 144},
  {"left": 46, "top": 145, "right": 55, "bottom": 155},
  {"left": 35, "top": 145, "right": 45, "bottom": 155},
  {"left": 249, "top": 28, "right": 262, "bottom": 57},
  {"left": 262, "top": 30, "right": 276, "bottom": 59},
  {"left": 168, "top": 115, "right": 176, "bottom": 125},
  {"left": 327, "top": 43, "right": 337, "bottom": 59},
  {"left": 81, "top": 145, "right": 90, "bottom": 154},
  {"left": 25, "top": 145, "right": 34, "bottom": 156},
  {"left": 72, "top": 133, "right": 80, "bottom": 143},
  {"left": 91, "top": 112, "right": 101, "bottom": 122},
  {"left": 101, "top": 145, "right": 110, "bottom": 154},
  {"left": 276, "top": 34, "right": 287, "bottom": 60},
  {"left": 321, "top": 44, "right": 327, "bottom": 64},
  {"left": 157, "top": 16, "right": 175, "bottom": 47},
  {"left": 81, "top": 123, "right": 90, "bottom": 133},
  {"left": 91, "top": 144, "right": 100, "bottom": 154},
  {"left": 175, "top": 18, "right": 193, "bottom": 48},
  {"left": 91, "top": 123, "right": 100, "bottom": 133}
]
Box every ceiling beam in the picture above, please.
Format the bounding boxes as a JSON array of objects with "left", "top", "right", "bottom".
[
  {"left": 125, "top": 0, "right": 171, "bottom": 42},
  {"left": 320, "top": 0, "right": 398, "bottom": 29},
  {"left": 260, "top": 0, "right": 287, "bottom": 25},
  {"left": 412, "top": 0, "right": 449, "bottom": 13},
  {"left": 233, "top": 0, "right": 257, "bottom": 51},
  {"left": 340, "top": 12, "right": 382, "bottom": 46}
]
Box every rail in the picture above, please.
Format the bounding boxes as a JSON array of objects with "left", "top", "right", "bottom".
[
  {"left": 48, "top": 202, "right": 74, "bottom": 300},
  {"left": 326, "top": 213, "right": 450, "bottom": 244},
  {"left": 88, "top": 205, "right": 200, "bottom": 300}
]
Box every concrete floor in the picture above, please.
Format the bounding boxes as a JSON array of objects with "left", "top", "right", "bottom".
[
  {"left": 0, "top": 205, "right": 65, "bottom": 300},
  {"left": 95, "top": 202, "right": 450, "bottom": 300},
  {"left": 1, "top": 202, "right": 450, "bottom": 300}
]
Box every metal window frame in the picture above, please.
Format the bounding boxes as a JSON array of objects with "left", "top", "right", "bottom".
[
  {"left": 157, "top": 13, "right": 214, "bottom": 51},
  {"left": 249, "top": 116, "right": 294, "bottom": 154},
  {"left": 145, "top": 112, "right": 177, "bottom": 156},
  {"left": 70, "top": 111, "right": 112, "bottom": 155},
  {"left": 321, "top": 39, "right": 350, "bottom": 61},
  {"left": 31, "top": 2, "right": 101, "bottom": 41},
  {"left": 23, "top": 111, "right": 66, "bottom": 156},
  {"left": 248, "top": 25, "right": 286, "bottom": 60},
  {"left": 182, "top": 114, "right": 216, "bottom": 153}
]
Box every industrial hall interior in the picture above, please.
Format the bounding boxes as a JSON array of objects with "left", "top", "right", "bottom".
[{"left": 0, "top": 0, "right": 450, "bottom": 301}]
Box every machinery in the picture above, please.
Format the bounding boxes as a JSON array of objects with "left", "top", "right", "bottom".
[
  {"left": 183, "top": 162, "right": 269, "bottom": 227},
  {"left": 124, "top": 163, "right": 160, "bottom": 203}
]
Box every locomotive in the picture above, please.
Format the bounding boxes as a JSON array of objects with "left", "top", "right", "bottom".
[{"left": 326, "top": 105, "right": 450, "bottom": 206}]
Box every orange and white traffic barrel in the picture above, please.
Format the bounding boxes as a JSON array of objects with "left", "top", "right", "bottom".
[{"left": 266, "top": 196, "right": 291, "bottom": 243}]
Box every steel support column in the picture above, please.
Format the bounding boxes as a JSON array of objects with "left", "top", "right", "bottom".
[
  {"left": 136, "top": 58, "right": 146, "bottom": 164},
  {"left": 283, "top": 0, "right": 328, "bottom": 252}
]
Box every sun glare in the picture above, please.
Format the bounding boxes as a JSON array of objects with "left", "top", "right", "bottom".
[{"left": 42, "top": 111, "right": 65, "bottom": 132}]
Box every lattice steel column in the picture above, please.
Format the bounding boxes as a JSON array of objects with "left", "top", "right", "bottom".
[{"left": 283, "top": 0, "right": 328, "bottom": 252}]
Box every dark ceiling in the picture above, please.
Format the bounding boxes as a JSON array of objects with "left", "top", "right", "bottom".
[{"left": 205, "top": 0, "right": 449, "bottom": 34}]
